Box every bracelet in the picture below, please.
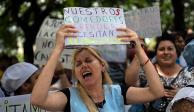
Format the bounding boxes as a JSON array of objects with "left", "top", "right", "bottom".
[{"left": 141, "top": 59, "right": 149, "bottom": 67}]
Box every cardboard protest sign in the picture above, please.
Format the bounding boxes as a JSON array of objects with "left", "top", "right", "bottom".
[
  {"left": 36, "top": 18, "right": 63, "bottom": 39},
  {"left": 35, "top": 17, "right": 127, "bottom": 67},
  {"left": 93, "top": 45, "right": 126, "bottom": 63},
  {"left": 34, "top": 38, "right": 74, "bottom": 69},
  {"left": 63, "top": 7, "right": 126, "bottom": 45},
  {"left": 125, "top": 6, "right": 162, "bottom": 38},
  {"left": 0, "top": 94, "right": 47, "bottom": 112},
  {"left": 34, "top": 17, "right": 75, "bottom": 69}
]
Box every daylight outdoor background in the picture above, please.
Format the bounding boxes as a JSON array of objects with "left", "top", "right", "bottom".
[{"left": 0, "top": 0, "right": 193, "bottom": 63}]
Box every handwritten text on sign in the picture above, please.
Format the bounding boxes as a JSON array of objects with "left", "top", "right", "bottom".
[
  {"left": 34, "top": 17, "right": 127, "bottom": 68},
  {"left": 63, "top": 7, "right": 126, "bottom": 45},
  {"left": 34, "top": 17, "right": 75, "bottom": 69},
  {"left": 34, "top": 38, "right": 74, "bottom": 69},
  {"left": 0, "top": 94, "right": 48, "bottom": 112},
  {"left": 36, "top": 18, "right": 63, "bottom": 39}
]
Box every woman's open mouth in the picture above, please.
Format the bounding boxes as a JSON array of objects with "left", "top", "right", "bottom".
[{"left": 82, "top": 71, "right": 92, "bottom": 79}]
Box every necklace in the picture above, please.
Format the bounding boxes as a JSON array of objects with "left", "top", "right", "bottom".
[
  {"left": 96, "top": 99, "right": 106, "bottom": 112},
  {"left": 156, "top": 64, "right": 179, "bottom": 78},
  {"left": 88, "top": 87, "right": 105, "bottom": 110},
  {"left": 89, "top": 94, "right": 106, "bottom": 111},
  {"left": 95, "top": 99, "right": 106, "bottom": 108}
]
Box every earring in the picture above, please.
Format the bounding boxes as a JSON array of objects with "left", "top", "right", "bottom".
[{"left": 102, "top": 68, "right": 105, "bottom": 73}]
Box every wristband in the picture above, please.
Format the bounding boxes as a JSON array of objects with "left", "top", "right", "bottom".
[{"left": 141, "top": 59, "right": 149, "bottom": 67}]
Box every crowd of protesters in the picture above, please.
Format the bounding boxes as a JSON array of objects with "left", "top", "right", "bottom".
[{"left": 0, "top": 18, "right": 194, "bottom": 112}]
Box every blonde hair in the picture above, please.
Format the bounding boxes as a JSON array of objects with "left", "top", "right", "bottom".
[{"left": 72, "top": 47, "right": 112, "bottom": 112}]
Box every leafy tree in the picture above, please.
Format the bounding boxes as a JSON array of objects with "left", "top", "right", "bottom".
[
  {"left": 0, "top": 0, "right": 75, "bottom": 62},
  {"left": 0, "top": 0, "right": 192, "bottom": 63},
  {"left": 171, "top": 0, "right": 185, "bottom": 32}
]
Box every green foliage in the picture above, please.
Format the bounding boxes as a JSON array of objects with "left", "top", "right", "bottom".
[
  {"left": 159, "top": 0, "right": 174, "bottom": 31},
  {"left": 0, "top": 16, "right": 19, "bottom": 55},
  {"left": 184, "top": 0, "right": 194, "bottom": 29},
  {"left": 0, "top": 0, "right": 193, "bottom": 60}
]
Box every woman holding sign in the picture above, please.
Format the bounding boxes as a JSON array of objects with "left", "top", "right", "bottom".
[{"left": 31, "top": 24, "right": 164, "bottom": 112}]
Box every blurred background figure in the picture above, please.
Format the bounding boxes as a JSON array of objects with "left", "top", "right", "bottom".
[
  {"left": 173, "top": 32, "right": 187, "bottom": 67},
  {"left": 0, "top": 62, "right": 39, "bottom": 96},
  {"left": 108, "top": 61, "right": 126, "bottom": 85},
  {"left": 147, "top": 34, "right": 194, "bottom": 112},
  {"left": 185, "top": 28, "right": 194, "bottom": 45},
  {"left": 183, "top": 39, "right": 194, "bottom": 67},
  {"left": 127, "top": 34, "right": 194, "bottom": 112},
  {"left": 174, "top": 32, "right": 185, "bottom": 55},
  {"left": 125, "top": 38, "right": 149, "bottom": 112},
  {"left": 49, "top": 62, "right": 72, "bottom": 91},
  {"left": 125, "top": 37, "right": 148, "bottom": 87}
]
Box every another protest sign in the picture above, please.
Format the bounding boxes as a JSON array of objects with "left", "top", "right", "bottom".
[
  {"left": 125, "top": 6, "right": 162, "bottom": 38},
  {"left": 35, "top": 6, "right": 162, "bottom": 66},
  {"left": 34, "top": 17, "right": 75, "bottom": 69},
  {"left": 35, "top": 17, "right": 127, "bottom": 67},
  {"left": 0, "top": 94, "right": 47, "bottom": 112},
  {"left": 93, "top": 45, "right": 126, "bottom": 63}
]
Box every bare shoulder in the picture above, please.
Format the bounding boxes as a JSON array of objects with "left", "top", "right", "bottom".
[{"left": 40, "top": 90, "right": 68, "bottom": 111}]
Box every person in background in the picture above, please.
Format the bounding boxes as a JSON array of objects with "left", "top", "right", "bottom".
[
  {"left": 147, "top": 35, "right": 194, "bottom": 112},
  {"left": 108, "top": 61, "right": 126, "bottom": 85},
  {"left": 166, "top": 80, "right": 194, "bottom": 112},
  {"left": 126, "top": 34, "right": 194, "bottom": 112},
  {"left": 185, "top": 28, "right": 194, "bottom": 45},
  {"left": 0, "top": 62, "right": 39, "bottom": 96},
  {"left": 50, "top": 62, "right": 72, "bottom": 91},
  {"left": 31, "top": 24, "right": 164, "bottom": 112},
  {"left": 173, "top": 32, "right": 187, "bottom": 67},
  {"left": 183, "top": 39, "right": 194, "bottom": 67},
  {"left": 125, "top": 38, "right": 148, "bottom": 87},
  {"left": 125, "top": 38, "right": 148, "bottom": 112}
]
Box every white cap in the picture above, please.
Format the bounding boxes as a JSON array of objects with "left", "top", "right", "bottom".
[
  {"left": 166, "top": 80, "right": 194, "bottom": 112},
  {"left": 0, "top": 62, "right": 38, "bottom": 95}
]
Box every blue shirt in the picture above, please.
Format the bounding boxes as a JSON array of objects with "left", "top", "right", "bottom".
[{"left": 61, "top": 84, "right": 125, "bottom": 112}]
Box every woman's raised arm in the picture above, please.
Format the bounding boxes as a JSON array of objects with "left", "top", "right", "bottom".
[
  {"left": 117, "top": 27, "right": 164, "bottom": 104},
  {"left": 31, "top": 25, "right": 78, "bottom": 111}
]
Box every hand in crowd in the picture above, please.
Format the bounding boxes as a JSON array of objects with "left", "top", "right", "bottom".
[
  {"left": 117, "top": 27, "right": 141, "bottom": 50},
  {"left": 164, "top": 87, "right": 180, "bottom": 99},
  {"left": 55, "top": 24, "right": 78, "bottom": 50}
]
